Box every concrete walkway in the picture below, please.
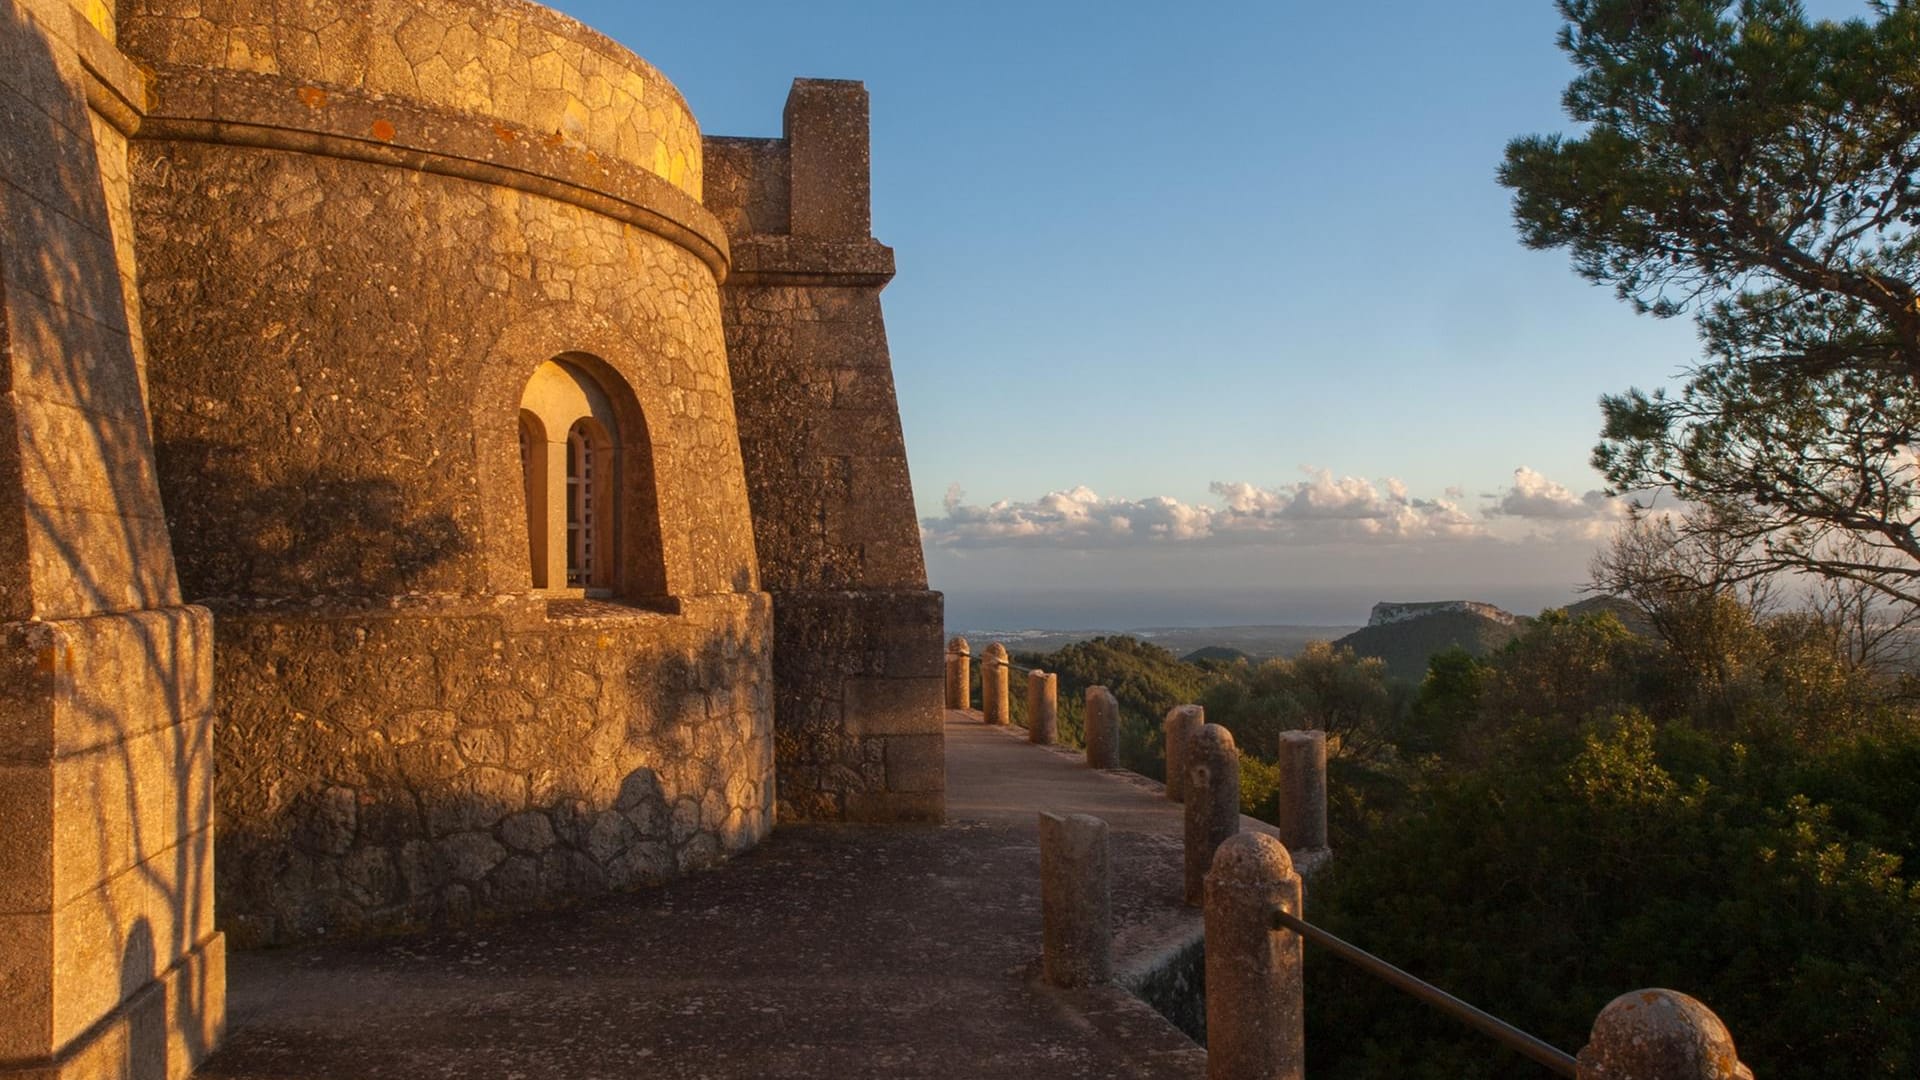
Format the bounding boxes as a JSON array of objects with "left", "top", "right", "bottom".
[{"left": 201, "top": 712, "right": 1220, "bottom": 1079}]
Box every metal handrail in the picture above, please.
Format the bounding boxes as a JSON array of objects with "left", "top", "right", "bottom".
[
  {"left": 1269, "top": 907, "right": 1578, "bottom": 1078},
  {"left": 948, "top": 651, "right": 1039, "bottom": 677},
  {"left": 952, "top": 640, "right": 1576, "bottom": 1074}
]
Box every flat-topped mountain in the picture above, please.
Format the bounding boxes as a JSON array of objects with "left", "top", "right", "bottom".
[
  {"left": 1340, "top": 600, "right": 1528, "bottom": 682},
  {"left": 1367, "top": 600, "right": 1526, "bottom": 628}
]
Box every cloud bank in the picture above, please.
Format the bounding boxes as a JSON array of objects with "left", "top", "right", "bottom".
[
  {"left": 1481, "top": 466, "right": 1627, "bottom": 539},
  {"left": 923, "top": 467, "right": 1624, "bottom": 550}
]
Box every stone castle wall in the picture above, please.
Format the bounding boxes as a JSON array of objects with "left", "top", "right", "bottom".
[
  {"left": 1, "top": 1, "right": 222, "bottom": 1076},
  {"left": 115, "top": 2, "right": 774, "bottom": 943},
  {"left": 707, "top": 82, "right": 946, "bottom": 823},
  {"left": 3, "top": 3, "right": 944, "bottom": 1072},
  {"left": 211, "top": 596, "right": 770, "bottom": 946},
  {"left": 118, "top": 0, "right": 705, "bottom": 196}
]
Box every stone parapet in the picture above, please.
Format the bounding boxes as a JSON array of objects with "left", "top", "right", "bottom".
[
  {"left": 134, "top": 65, "right": 729, "bottom": 280},
  {"left": 211, "top": 593, "right": 774, "bottom": 946},
  {"left": 116, "top": 0, "right": 706, "bottom": 198}
]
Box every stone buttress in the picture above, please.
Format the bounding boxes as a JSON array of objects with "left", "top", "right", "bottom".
[
  {"left": 706, "top": 80, "right": 946, "bottom": 823},
  {"left": 0, "top": 1, "right": 223, "bottom": 1077}
]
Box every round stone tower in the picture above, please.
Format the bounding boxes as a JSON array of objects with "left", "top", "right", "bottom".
[{"left": 117, "top": 0, "right": 774, "bottom": 944}]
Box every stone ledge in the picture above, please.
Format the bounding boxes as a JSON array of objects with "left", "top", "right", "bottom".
[
  {"left": 68, "top": 7, "right": 149, "bottom": 136},
  {"left": 726, "top": 235, "right": 895, "bottom": 287},
  {"left": 0, "top": 606, "right": 213, "bottom": 762},
  {"left": 135, "top": 67, "right": 730, "bottom": 283}
]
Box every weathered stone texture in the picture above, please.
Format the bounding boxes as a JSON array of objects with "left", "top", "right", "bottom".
[
  {"left": 117, "top": 0, "right": 705, "bottom": 197},
  {"left": 1578, "top": 989, "right": 1752, "bottom": 1080},
  {"left": 5, "top": 23, "right": 943, "bottom": 1080},
  {"left": 129, "top": 141, "right": 753, "bottom": 605},
  {"left": 1205, "top": 832, "right": 1304, "bottom": 1080},
  {"left": 710, "top": 80, "right": 943, "bottom": 823},
  {"left": 103, "top": 0, "right": 779, "bottom": 948},
  {"left": 1, "top": 4, "right": 223, "bottom": 1076},
  {"left": 213, "top": 594, "right": 774, "bottom": 946},
  {"left": 767, "top": 591, "right": 942, "bottom": 823}
]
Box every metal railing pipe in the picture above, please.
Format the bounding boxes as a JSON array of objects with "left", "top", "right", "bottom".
[{"left": 1268, "top": 907, "right": 1578, "bottom": 1077}]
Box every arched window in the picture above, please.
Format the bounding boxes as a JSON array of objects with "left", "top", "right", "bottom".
[{"left": 519, "top": 359, "right": 621, "bottom": 597}]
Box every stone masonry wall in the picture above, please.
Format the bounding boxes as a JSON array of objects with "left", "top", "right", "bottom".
[
  {"left": 118, "top": 0, "right": 705, "bottom": 196},
  {"left": 0, "top": 2, "right": 223, "bottom": 1076},
  {"left": 113, "top": 3, "right": 775, "bottom": 944},
  {"left": 213, "top": 595, "right": 771, "bottom": 946},
  {"left": 709, "top": 81, "right": 945, "bottom": 824}
]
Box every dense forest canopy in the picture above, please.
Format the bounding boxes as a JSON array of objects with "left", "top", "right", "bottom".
[{"left": 989, "top": 604, "right": 1920, "bottom": 1078}]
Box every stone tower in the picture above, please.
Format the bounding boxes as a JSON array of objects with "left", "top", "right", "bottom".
[{"left": 0, "top": 0, "right": 942, "bottom": 1074}]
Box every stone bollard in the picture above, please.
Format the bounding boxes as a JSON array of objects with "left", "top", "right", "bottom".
[
  {"left": 1163, "top": 704, "right": 1205, "bottom": 802},
  {"left": 1184, "top": 723, "right": 1241, "bottom": 907},
  {"left": 946, "top": 636, "right": 971, "bottom": 710},
  {"left": 1205, "top": 832, "right": 1304, "bottom": 1080},
  {"left": 982, "top": 642, "right": 1009, "bottom": 725},
  {"left": 1038, "top": 811, "right": 1112, "bottom": 987},
  {"left": 1577, "top": 990, "right": 1753, "bottom": 1080},
  {"left": 1275, "top": 729, "right": 1328, "bottom": 853},
  {"left": 1084, "top": 686, "right": 1119, "bottom": 769},
  {"left": 1027, "top": 670, "right": 1058, "bottom": 745}
]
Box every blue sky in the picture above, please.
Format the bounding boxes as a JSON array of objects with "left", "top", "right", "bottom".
[{"left": 551, "top": 0, "right": 1874, "bottom": 626}]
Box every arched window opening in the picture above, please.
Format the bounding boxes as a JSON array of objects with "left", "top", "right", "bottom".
[{"left": 518, "top": 359, "right": 623, "bottom": 598}]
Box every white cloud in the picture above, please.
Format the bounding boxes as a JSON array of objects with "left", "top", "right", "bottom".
[
  {"left": 921, "top": 468, "right": 1488, "bottom": 549},
  {"left": 1481, "top": 466, "right": 1627, "bottom": 539}
]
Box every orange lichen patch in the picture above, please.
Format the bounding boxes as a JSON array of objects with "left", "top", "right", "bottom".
[
  {"left": 493, "top": 124, "right": 517, "bottom": 143},
  {"left": 544, "top": 131, "right": 566, "bottom": 149},
  {"left": 298, "top": 86, "right": 327, "bottom": 109},
  {"left": 370, "top": 119, "right": 396, "bottom": 142}
]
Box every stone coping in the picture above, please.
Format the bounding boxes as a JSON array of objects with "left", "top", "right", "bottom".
[
  {"left": 728, "top": 235, "right": 895, "bottom": 288},
  {"left": 118, "top": 0, "right": 705, "bottom": 198},
  {"left": 136, "top": 66, "right": 730, "bottom": 281}
]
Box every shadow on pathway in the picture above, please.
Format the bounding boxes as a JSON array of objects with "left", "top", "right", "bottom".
[{"left": 202, "top": 712, "right": 1222, "bottom": 1079}]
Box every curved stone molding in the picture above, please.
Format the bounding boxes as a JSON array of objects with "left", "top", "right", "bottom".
[
  {"left": 137, "top": 67, "right": 729, "bottom": 280},
  {"left": 117, "top": 0, "right": 705, "bottom": 197}
]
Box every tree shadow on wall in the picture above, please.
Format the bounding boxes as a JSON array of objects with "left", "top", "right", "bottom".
[
  {"left": 1, "top": 5, "right": 225, "bottom": 1072},
  {"left": 212, "top": 620, "right": 770, "bottom": 947},
  {"left": 156, "top": 438, "right": 468, "bottom": 601}
]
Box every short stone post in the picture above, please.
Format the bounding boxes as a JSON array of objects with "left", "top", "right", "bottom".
[
  {"left": 1577, "top": 990, "right": 1753, "bottom": 1080},
  {"left": 1039, "top": 811, "right": 1112, "bottom": 987},
  {"left": 1184, "top": 723, "right": 1241, "bottom": 907},
  {"left": 1205, "top": 832, "right": 1304, "bottom": 1080},
  {"left": 946, "top": 636, "right": 971, "bottom": 710},
  {"left": 1275, "top": 729, "right": 1328, "bottom": 853},
  {"left": 982, "top": 642, "right": 1009, "bottom": 725},
  {"left": 1027, "top": 670, "right": 1058, "bottom": 745},
  {"left": 1084, "top": 686, "right": 1119, "bottom": 769},
  {"left": 1163, "top": 704, "right": 1204, "bottom": 801}
]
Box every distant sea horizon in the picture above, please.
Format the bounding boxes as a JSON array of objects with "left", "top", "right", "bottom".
[{"left": 939, "top": 583, "right": 1589, "bottom": 635}]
